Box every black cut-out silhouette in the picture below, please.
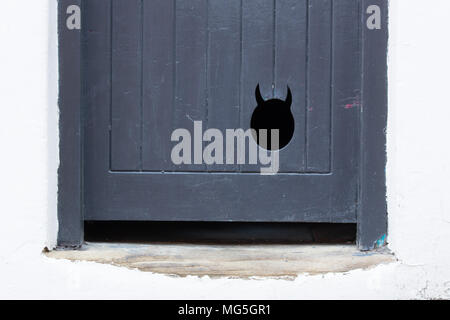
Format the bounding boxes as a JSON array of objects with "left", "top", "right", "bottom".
[{"left": 250, "top": 84, "right": 295, "bottom": 151}]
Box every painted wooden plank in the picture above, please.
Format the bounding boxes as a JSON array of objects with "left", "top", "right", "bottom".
[
  {"left": 110, "top": 0, "right": 142, "bottom": 171},
  {"left": 173, "top": 0, "right": 208, "bottom": 171},
  {"left": 306, "top": 0, "right": 333, "bottom": 173},
  {"left": 87, "top": 172, "right": 357, "bottom": 223},
  {"left": 274, "top": 0, "right": 307, "bottom": 172},
  {"left": 206, "top": 0, "right": 241, "bottom": 172},
  {"left": 358, "top": 0, "right": 388, "bottom": 250},
  {"left": 327, "top": 0, "right": 361, "bottom": 220},
  {"left": 241, "top": 0, "right": 274, "bottom": 172},
  {"left": 83, "top": 0, "right": 114, "bottom": 226},
  {"left": 58, "top": 0, "right": 83, "bottom": 246},
  {"left": 142, "top": 0, "right": 176, "bottom": 171}
]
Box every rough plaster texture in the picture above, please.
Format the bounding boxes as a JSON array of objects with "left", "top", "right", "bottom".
[{"left": 0, "top": 0, "right": 449, "bottom": 299}]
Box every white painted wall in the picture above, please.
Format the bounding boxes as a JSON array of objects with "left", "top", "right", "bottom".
[{"left": 0, "top": 0, "right": 449, "bottom": 299}]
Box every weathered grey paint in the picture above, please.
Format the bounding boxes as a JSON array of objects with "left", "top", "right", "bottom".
[
  {"left": 358, "top": 0, "right": 388, "bottom": 250},
  {"left": 58, "top": 0, "right": 388, "bottom": 250},
  {"left": 58, "top": 0, "right": 83, "bottom": 247},
  {"left": 83, "top": 0, "right": 359, "bottom": 223},
  {"left": 101, "top": 0, "right": 339, "bottom": 174}
]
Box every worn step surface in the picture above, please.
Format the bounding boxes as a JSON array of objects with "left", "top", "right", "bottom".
[{"left": 46, "top": 243, "right": 396, "bottom": 278}]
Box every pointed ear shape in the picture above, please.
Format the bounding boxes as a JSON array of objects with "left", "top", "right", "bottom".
[
  {"left": 255, "top": 84, "right": 265, "bottom": 105},
  {"left": 285, "top": 86, "right": 292, "bottom": 108}
]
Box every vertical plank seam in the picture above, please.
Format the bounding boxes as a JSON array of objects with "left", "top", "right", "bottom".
[
  {"left": 272, "top": 0, "right": 276, "bottom": 96},
  {"left": 172, "top": 0, "right": 177, "bottom": 172},
  {"left": 238, "top": 0, "right": 243, "bottom": 173},
  {"left": 109, "top": 0, "right": 113, "bottom": 171},
  {"left": 205, "top": 0, "right": 210, "bottom": 172},
  {"left": 140, "top": 0, "right": 144, "bottom": 171},
  {"left": 329, "top": 0, "right": 335, "bottom": 173},
  {"left": 304, "top": 0, "right": 310, "bottom": 171}
]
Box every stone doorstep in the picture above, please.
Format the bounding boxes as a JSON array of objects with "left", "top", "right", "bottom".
[{"left": 45, "top": 243, "right": 396, "bottom": 279}]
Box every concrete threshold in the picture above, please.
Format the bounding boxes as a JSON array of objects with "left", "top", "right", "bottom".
[{"left": 46, "top": 243, "right": 396, "bottom": 279}]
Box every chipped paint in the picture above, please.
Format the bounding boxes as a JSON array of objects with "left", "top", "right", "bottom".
[{"left": 376, "top": 234, "right": 387, "bottom": 248}]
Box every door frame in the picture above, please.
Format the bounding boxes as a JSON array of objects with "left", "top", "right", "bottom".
[{"left": 57, "top": 0, "right": 388, "bottom": 250}]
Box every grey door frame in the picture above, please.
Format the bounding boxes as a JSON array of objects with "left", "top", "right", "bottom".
[{"left": 57, "top": 0, "right": 388, "bottom": 251}]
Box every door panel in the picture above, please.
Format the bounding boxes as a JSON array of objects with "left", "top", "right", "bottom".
[{"left": 84, "top": 0, "right": 360, "bottom": 223}]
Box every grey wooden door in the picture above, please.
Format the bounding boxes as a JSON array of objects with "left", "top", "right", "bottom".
[{"left": 83, "top": 0, "right": 361, "bottom": 222}]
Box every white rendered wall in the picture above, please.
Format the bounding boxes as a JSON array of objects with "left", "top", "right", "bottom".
[{"left": 0, "top": 0, "right": 449, "bottom": 299}]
